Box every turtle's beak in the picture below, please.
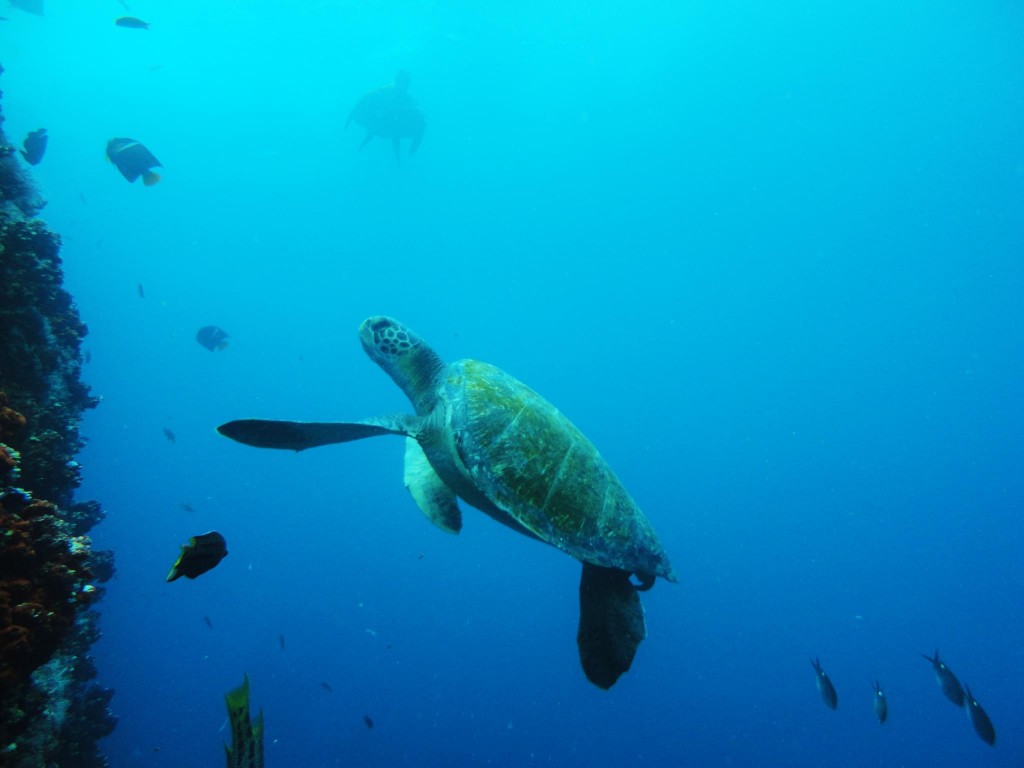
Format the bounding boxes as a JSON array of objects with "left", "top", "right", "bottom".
[{"left": 357, "top": 317, "right": 381, "bottom": 350}]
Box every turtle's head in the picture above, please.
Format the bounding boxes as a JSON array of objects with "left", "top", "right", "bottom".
[
  {"left": 359, "top": 316, "right": 421, "bottom": 359},
  {"left": 359, "top": 316, "right": 445, "bottom": 416}
]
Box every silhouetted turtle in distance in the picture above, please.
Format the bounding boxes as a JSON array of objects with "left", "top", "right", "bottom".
[
  {"left": 218, "top": 316, "right": 676, "bottom": 688},
  {"left": 345, "top": 71, "right": 425, "bottom": 161}
]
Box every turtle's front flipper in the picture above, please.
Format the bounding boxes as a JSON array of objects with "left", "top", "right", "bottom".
[
  {"left": 359, "top": 130, "right": 374, "bottom": 150},
  {"left": 577, "top": 562, "right": 647, "bottom": 689},
  {"left": 217, "top": 415, "right": 413, "bottom": 452}
]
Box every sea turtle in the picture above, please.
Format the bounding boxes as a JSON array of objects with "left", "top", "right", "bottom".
[
  {"left": 345, "top": 71, "right": 425, "bottom": 161},
  {"left": 217, "top": 316, "right": 676, "bottom": 688}
]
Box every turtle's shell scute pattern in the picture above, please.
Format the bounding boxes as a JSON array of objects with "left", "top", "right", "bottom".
[{"left": 442, "top": 360, "right": 675, "bottom": 580}]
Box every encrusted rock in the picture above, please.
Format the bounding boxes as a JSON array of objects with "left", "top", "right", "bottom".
[{"left": 0, "top": 70, "right": 116, "bottom": 767}]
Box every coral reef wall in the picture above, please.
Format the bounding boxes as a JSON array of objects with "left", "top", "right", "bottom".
[{"left": 0, "top": 66, "right": 116, "bottom": 767}]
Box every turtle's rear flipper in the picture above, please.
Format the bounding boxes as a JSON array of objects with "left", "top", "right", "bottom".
[
  {"left": 410, "top": 129, "right": 424, "bottom": 154},
  {"left": 577, "top": 562, "right": 647, "bottom": 689},
  {"left": 217, "top": 416, "right": 413, "bottom": 452}
]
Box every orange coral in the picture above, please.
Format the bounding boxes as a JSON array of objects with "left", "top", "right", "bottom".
[
  {"left": 0, "top": 491, "right": 94, "bottom": 689},
  {"left": 0, "top": 443, "right": 16, "bottom": 476},
  {"left": 0, "top": 391, "right": 27, "bottom": 443}
]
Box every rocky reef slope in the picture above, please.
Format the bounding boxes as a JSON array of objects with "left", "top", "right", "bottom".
[{"left": 0, "top": 66, "right": 116, "bottom": 767}]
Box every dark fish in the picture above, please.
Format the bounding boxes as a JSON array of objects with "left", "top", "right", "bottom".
[
  {"left": 10, "top": 0, "right": 44, "bottom": 16},
  {"left": 115, "top": 16, "right": 149, "bottom": 29},
  {"left": 812, "top": 658, "right": 838, "bottom": 710},
  {"left": 163, "top": 427, "right": 176, "bottom": 443},
  {"left": 202, "top": 615, "right": 213, "bottom": 629},
  {"left": 106, "top": 137, "right": 162, "bottom": 185},
  {"left": 196, "top": 325, "right": 230, "bottom": 351},
  {"left": 118, "top": 0, "right": 131, "bottom": 10},
  {"left": 224, "top": 675, "right": 263, "bottom": 768},
  {"left": 921, "top": 650, "right": 964, "bottom": 707},
  {"left": 363, "top": 715, "right": 374, "bottom": 730},
  {"left": 963, "top": 685, "right": 995, "bottom": 746},
  {"left": 20, "top": 128, "right": 47, "bottom": 165},
  {"left": 137, "top": 283, "right": 145, "bottom": 298},
  {"left": 278, "top": 634, "right": 285, "bottom": 650},
  {"left": 320, "top": 682, "right": 333, "bottom": 693},
  {"left": 79, "top": 192, "right": 88, "bottom": 205},
  {"left": 873, "top": 680, "right": 887, "bottom": 724},
  {"left": 84, "top": 350, "right": 92, "bottom": 364},
  {"left": 180, "top": 502, "right": 195, "bottom": 513},
  {"left": 166, "top": 531, "right": 228, "bottom": 581}
]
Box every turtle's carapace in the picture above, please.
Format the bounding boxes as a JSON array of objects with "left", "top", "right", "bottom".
[{"left": 115, "top": 15, "right": 149, "bottom": 29}]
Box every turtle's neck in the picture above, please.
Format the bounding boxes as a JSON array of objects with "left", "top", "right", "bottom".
[
  {"left": 359, "top": 316, "right": 446, "bottom": 415},
  {"left": 392, "top": 343, "right": 446, "bottom": 415}
]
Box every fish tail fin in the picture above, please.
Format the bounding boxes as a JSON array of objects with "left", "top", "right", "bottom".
[
  {"left": 166, "top": 544, "right": 188, "bottom": 582},
  {"left": 142, "top": 170, "right": 161, "bottom": 185},
  {"left": 225, "top": 675, "right": 263, "bottom": 767}
]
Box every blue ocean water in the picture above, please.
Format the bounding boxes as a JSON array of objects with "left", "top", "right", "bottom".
[{"left": 3, "top": 0, "right": 1023, "bottom": 765}]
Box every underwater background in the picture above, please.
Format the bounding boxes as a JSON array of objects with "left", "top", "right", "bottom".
[{"left": 3, "top": 0, "right": 1023, "bottom": 765}]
